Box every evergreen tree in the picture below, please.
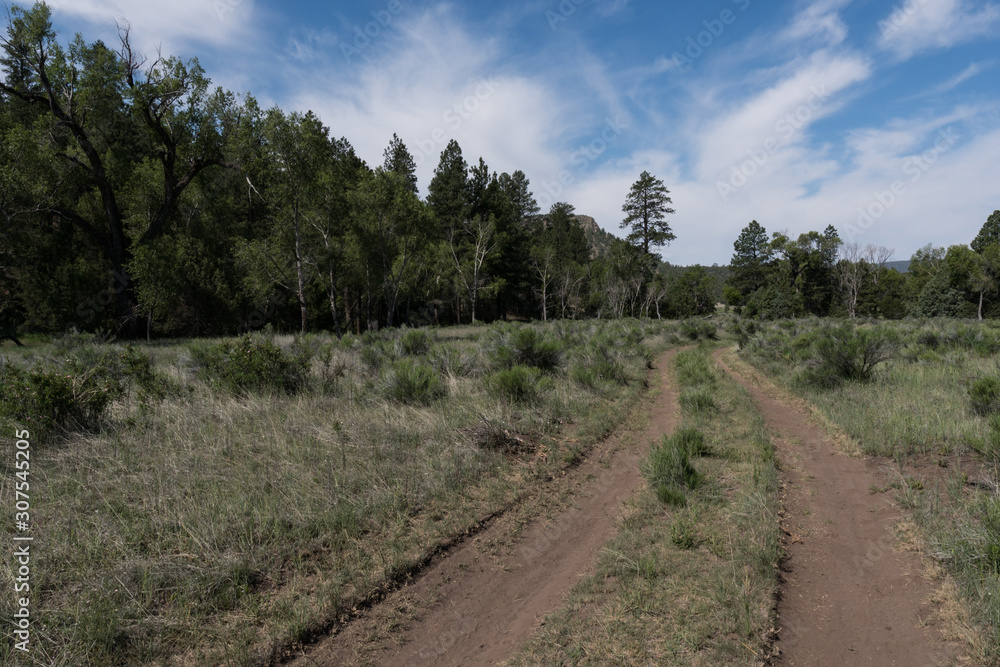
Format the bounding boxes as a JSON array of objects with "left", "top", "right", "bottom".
[
  {"left": 498, "top": 170, "right": 540, "bottom": 225},
  {"left": 620, "top": 171, "right": 675, "bottom": 256},
  {"left": 971, "top": 210, "right": 1000, "bottom": 253},
  {"left": 724, "top": 220, "right": 772, "bottom": 307},
  {"left": 427, "top": 140, "right": 468, "bottom": 230},
  {"left": 382, "top": 133, "right": 418, "bottom": 195}
]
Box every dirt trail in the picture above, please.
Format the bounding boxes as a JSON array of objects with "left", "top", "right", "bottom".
[
  {"left": 288, "top": 350, "right": 680, "bottom": 666},
  {"left": 715, "top": 350, "right": 964, "bottom": 666}
]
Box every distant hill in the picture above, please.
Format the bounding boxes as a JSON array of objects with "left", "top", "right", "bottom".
[
  {"left": 574, "top": 215, "right": 619, "bottom": 258},
  {"left": 886, "top": 260, "right": 910, "bottom": 273}
]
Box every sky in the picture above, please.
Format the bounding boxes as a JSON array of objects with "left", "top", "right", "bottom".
[{"left": 40, "top": 0, "right": 1000, "bottom": 266}]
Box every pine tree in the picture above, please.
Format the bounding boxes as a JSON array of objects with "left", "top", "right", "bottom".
[
  {"left": 972, "top": 210, "right": 1000, "bottom": 253},
  {"left": 620, "top": 171, "right": 675, "bottom": 256},
  {"left": 725, "top": 220, "right": 772, "bottom": 307},
  {"left": 382, "top": 133, "right": 418, "bottom": 195}
]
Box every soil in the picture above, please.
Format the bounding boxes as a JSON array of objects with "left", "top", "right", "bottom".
[
  {"left": 286, "top": 349, "right": 681, "bottom": 666},
  {"left": 715, "top": 349, "right": 968, "bottom": 667}
]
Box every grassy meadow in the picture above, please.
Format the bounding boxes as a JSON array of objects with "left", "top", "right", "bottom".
[{"left": 0, "top": 320, "right": 689, "bottom": 665}]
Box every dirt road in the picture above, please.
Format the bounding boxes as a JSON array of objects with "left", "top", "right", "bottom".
[
  {"left": 288, "top": 349, "right": 680, "bottom": 666},
  {"left": 715, "top": 349, "right": 965, "bottom": 666}
]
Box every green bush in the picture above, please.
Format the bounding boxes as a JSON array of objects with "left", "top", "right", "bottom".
[
  {"left": 381, "top": 359, "right": 447, "bottom": 404},
  {"left": 799, "top": 324, "right": 898, "bottom": 388},
  {"left": 191, "top": 334, "right": 308, "bottom": 395},
  {"left": 487, "top": 326, "right": 562, "bottom": 372},
  {"left": 0, "top": 354, "right": 124, "bottom": 435},
  {"left": 397, "top": 329, "right": 432, "bottom": 356},
  {"left": 486, "top": 365, "right": 546, "bottom": 403},
  {"left": 680, "top": 319, "right": 718, "bottom": 341},
  {"left": 429, "top": 344, "right": 479, "bottom": 377},
  {"left": 969, "top": 376, "right": 1000, "bottom": 416}
]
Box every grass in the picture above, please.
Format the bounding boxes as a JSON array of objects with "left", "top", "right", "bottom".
[
  {"left": 0, "top": 319, "right": 679, "bottom": 666},
  {"left": 739, "top": 317, "right": 1000, "bottom": 663},
  {"left": 507, "top": 345, "right": 782, "bottom": 665}
]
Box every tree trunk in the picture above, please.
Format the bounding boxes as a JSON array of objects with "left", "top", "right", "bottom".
[
  {"left": 293, "top": 203, "right": 309, "bottom": 334},
  {"left": 328, "top": 268, "right": 342, "bottom": 338},
  {"left": 979, "top": 291, "right": 985, "bottom": 321}
]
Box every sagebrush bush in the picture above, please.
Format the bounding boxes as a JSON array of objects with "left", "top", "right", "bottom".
[
  {"left": 381, "top": 359, "right": 447, "bottom": 404},
  {"left": 969, "top": 376, "right": 1000, "bottom": 416},
  {"left": 486, "top": 365, "right": 546, "bottom": 403},
  {"left": 397, "top": 329, "right": 432, "bottom": 356},
  {"left": 680, "top": 319, "right": 718, "bottom": 341},
  {"left": 191, "top": 334, "right": 308, "bottom": 395},
  {"left": 487, "top": 326, "right": 561, "bottom": 372},
  {"left": 429, "top": 344, "right": 479, "bottom": 377},
  {"left": 359, "top": 340, "right": 396, "bottom": 371},
  {"left": 800, "top": 324, "right": 898, "bottom": 388}
]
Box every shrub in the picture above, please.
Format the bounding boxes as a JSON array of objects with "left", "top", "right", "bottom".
[
  {"left": 486, "top": 365, "right": 546, "bottom": 403},
  {"left": 381, "top": 359, "right": 446, "bottom": 404},
  {"left": 800, "top": 324, "right": 898, "bottom": 388},
  {"left": 680, "top": 319, "right": 718, "bottom": 341},
  {"left": 969, "top": 376, "right": 1000, "bottom": 416},
  {"left": 429, "top": 344, "right": 479, "bottom": 377},
  {"left": 397, "top": 329, "right": 432, "bottom": 356},
  {"left": 359, "top": 340, "right": 396, "bottom": 371},
  {"left": 487, "top": 326, "right": 561, "bottom": 372},
  {"left": 191, "top": 334, "right": 308, "bottom": 395}
]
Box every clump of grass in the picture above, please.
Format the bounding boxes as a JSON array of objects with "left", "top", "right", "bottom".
[
  {"left": 190, "top": 334, "right": 308, "bottom": 395},
  {"left": 969, "top": 375, "right": 1000, "bottom": 416},
  {"left": 680, "top": 386, "right": 718, "bottom": 413},
  {"left": 485, "top": 365, "right": 547, "bottom": 403},
  {"left": 671, "top": 511, "right": 698, "bottom": 550},
  {"left": 643, "top": 430, "right": 704, "bottom": 506},
  {"left": 680, "top": 319, "right": 718, "bottom": 341},
  {"left": 673, "top": 348, "right": 716, "bottom": 387},
  {"left": 381, "top": 358, "right": 447, "bottom": 404}
]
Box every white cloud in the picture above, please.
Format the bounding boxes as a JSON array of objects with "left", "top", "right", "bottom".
[
  {"left": 878, "top": 0, "right": 1000, "bottom": 59},
  {"left": 781, "top": 0, "right": 852, "bottom": 46}
]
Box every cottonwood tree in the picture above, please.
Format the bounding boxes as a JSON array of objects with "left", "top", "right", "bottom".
[
  {"left": 620, "top": 171, "right": 675, "bottom": 256},
  {"left": 0, "top": 5, "right": 246, "bottom": 336}
]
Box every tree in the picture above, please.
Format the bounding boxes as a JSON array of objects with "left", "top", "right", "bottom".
[
  {"left": 0, "top": 5, "right": 246, "bottom": 336},
  {"left": 620, "top": 171, "right": 675, "bottom": 256},
  {"left": 725, "top": 220, "right": 773, "bottom": 307},
  {"left": 427, "top": 139, "right": 468, "bottom": 229},
  {"left": 498, "top": 170, "right": 539, "bottom": 225},
  {"left": 971, "top": 210, "right": 1000, "bottom": 254},
  {"left": 382, "top": 133, "right": 417, "bottom": 195},
  {"left": 449, "top": 214, "right": 498, "bottom": 324}
]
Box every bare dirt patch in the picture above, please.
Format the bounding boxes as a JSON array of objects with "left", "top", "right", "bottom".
[
  {"left": 716, "top": 349, "right": 969, "bottom": 666},
  {"left": 285, "top": 349, "right": 681, "bottom": 666}
]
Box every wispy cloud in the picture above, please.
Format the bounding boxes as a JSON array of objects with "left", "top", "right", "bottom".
[{"left": 878, "top": 0, "right": 1000, "bottom": 59}]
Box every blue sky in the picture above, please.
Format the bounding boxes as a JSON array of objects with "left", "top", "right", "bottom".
[{"left": 45, "top": 0, "right": 1000, "bottom": 265}]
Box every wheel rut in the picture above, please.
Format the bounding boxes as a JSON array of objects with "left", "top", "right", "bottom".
[
  {"left": 287, "top": 349, "right": 681, "bottom": 666},
  {"left": 715, "top": 349, "right": 966, "bottom": 666}
]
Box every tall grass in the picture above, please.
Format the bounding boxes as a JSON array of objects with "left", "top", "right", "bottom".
[{"left": 0, "top": 320, "right": 675, "bottom": 665}]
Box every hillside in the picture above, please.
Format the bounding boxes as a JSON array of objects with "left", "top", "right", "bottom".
[{"left": 574, "top": 215, "right": 619, "bottom": 258}]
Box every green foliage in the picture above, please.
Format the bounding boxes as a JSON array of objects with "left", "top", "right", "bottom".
[
  {"left": 381, "top": 359, "right": 447, "bottom": 404},
  {"left": 670, "top": 512, "right": 698, "bottom": 549},
  {"left": 726, "top": 220, "right": 773, "bottom": 307},
  {"left": 397, "top": 328, "right": 432, "bottom": 356},
  {"left": 486, "top": 326, "right": 562, "bottom": 372},
  {"left": 643, "top": 430, "right": 703, "bottom": 506},
  {"left": 743, "top": 283, "right": 803, "bottom": 320},
  {"left": 673, "top": 349, "right": 716, "bottom": 387},
  {"left": 680, "top": 386, "right": 718, "bottom": 413},
  {"left": 679, "top": 319, "right": 718, "bottom": 340},
  {"left": 799, "top": 324, "right": 898, "bottom": 388},
  {"left": 969, "top": 376, "right": 1000, "bottom": 416},
  {"left": 191, "top": 334, "right": 308, "bottom": 395},
  {"left": 620, "top": 170, "right": 675, "bottom": 256},
  {"left": 485, "top": 365, "right": 547, "bottom": 403}
]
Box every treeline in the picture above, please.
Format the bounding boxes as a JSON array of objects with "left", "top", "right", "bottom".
[
  {"left": 0, "top": 5, "right": 722, "bottom": 339},
  {"left": 724, "top": 212, "right": 1000, "bottom": 320}
]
